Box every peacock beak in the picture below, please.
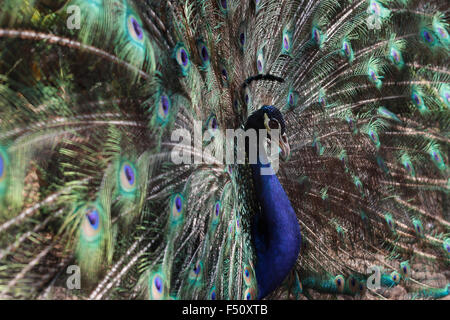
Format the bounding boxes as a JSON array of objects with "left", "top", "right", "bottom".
[
  {"left": 263, "top": 113, "right": 290, "bottom": 161},
  {"left": 279, "top": 133, "right": 290, "bottom": 161}
]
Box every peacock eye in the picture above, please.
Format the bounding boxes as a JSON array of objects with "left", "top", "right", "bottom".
[
  {"left": 444, "top": 239, "right": 450, "bottom": 254},
  {"left": 235, "top": 216, "right": 241, "bottom": 233},
  {"left": 432, "top": 151, "right": 440, "bottom": 162},
  {"left": 318, "top": 96, "right": 325, "bottom": 106},
  {"left": 243, "top": 265, "right": 253, "bottom": 286},
  {"left": 154, "top": 276, "right": 163, "bottom": 293},
  {"left": 201, "top": 47, "right": 209, "bottom": 61},
  {"left": 358, "top": 282, "right": 365, "bottom": 294},
  {"left": 81, "top": 204, "right": 103, "bottom": 240},
  {"left": 127, "top": 15, "right": 144, "bottom": 43},
  {"left": 161, "top": 96, "right": 170, "bottom": 114},
  {"left": 423, "top": 30, "right": 432, "bottom": 43},
  {"left": 289, "top": 93, "right": 294, "bottom": 105},
  {"left": 221, "top": 68, "right": 228, "bottom": 81},
  {"left": 314, "top": 140, "right": 321, "bottom": 155},
  {"left": 313, "top": 29, "right": 319, "bottom": 41},
  {"left": 312, "top": 27, "right": 323, "bottom": 47},
  {"left": 215, "top": 202, "right": 220, "bottom": 217},
  {"left": 219, "top": 0, "right": 227, "bottom": 10},
  {"left": 174, "top": 43, "right": 191, "bottom": 76},
  {"left": 346, "top": 117, "right": 356, "bottom": 133},
  {"left": 180, "top": 49, "right": 188, "bottom": 66},
  {"left": 119, "top": 161, "right": 137, "bottom": 193},
  {"left": 157, "top": 94, "right": 171, "bottom": 124},
  {"left": 256, "top": 50, "right": 265, "bottom": 73},
  {"left": 257, "top": 60, "right": 263, "bottom": 73},
  {"left": 344, "top": 43, "right": 349, "bottom": 54},
  {"left": 238, "top": 23, "right": 246, "bottom": 51},
  {"left": 286, "top": 90, "right": 299, "bottom": 108},
  {"left": 348, "top": 276, "right": 359, "bottom": 293},
  {"left": 86, "top": 209, "right": 99, "bottom": 230},
  {"left": 334, "top": 275, "right": 345, "bottom": 293},
  {"left": 391, "top": 271, "right": 400, "bottom": 284},
  {"left": 240, "top": 32, "right": 245, "bottom": 46},
  {"left": 402, "top": 158, "right": 415, "bottom": 177},
  {"left": 412, "top": 93, "right": 421, "bottom": 105},
  {"left": 210, "top": 201, "right": 221, "bottom": 230},
  {"left": 0, "top": 152, "right": 5, "bottom": 181},
  {"left": 371, "top": 1, "right": 380, "bottom": 15},
  {"left": 243, "top": 287, "right": 255, "bottom": 300},
  {"left": 390, "top": 48, "right": 400, "bottom": 63},
  {"left": 354, "top": 177, "right": 363, "bottom": 193},
  {"left": 283, "top": 36, "right": 290, "bottom": 51},
  {"left": 400, "top": 261, "right": 410, "bottom": 278},
  {"left": 0, "top": 147, "right": 9, "bottom": 187},
  {"left": 368, "top": 130, "right": 379, "bottom": 148},
  {"left": 125, "top": 165, "right": 134, "bottom": 184},
  {"left": 176, "top": 197, "right": 182, "bottom": 212},
  {"left": 428, "top": 147, "right": 445, "bottom": 171},
  {"left": 281, "top": 28, "right": 292, "bottom": 54},
  {"left": 384, "top": 213, "right": 396, "bottom": 233},
  {"left": 189, "top": 261, "right": 203, "bottom": 282},
  {"left": 150, "top": 272, "right": 165, "bottom": 299},
  {"left": 197, "top": 40, "right": 210, "bottom": 67},
  {"left": 218, "top": 62, "right": 229, "bottom": 86},
  {"left": 171, "top": 193, "right": 184, "bottom": 223},
  {"left": 206, "top": 115, "right": 219, "bottom": 136},
  {"left": 209, "top": 287, "right": 217, "bottom": 300},
  {"left": 412, "top": 219, "right": 423, "bottom": 236}
]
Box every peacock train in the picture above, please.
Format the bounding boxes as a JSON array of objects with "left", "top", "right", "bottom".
[{"left": 0, "top": 0, "right": 448, "bottom": 300}]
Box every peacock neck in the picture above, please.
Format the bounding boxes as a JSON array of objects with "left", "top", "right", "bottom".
[{"left": 250, "top": 148, "right": 301, "bottom": 299}]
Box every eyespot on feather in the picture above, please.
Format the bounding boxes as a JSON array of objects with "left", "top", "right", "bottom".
[
  {"left": 334, "top": 275, "right": 345, "bottom": 293},
  {"left": 173, "top": 43, "right": 191, "bottom": 76},
  {"left": 119, "top": 160, "right": 137, "bottom": 195}
]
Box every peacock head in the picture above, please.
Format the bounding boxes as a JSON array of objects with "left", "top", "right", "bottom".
[{"left": 244, "top": 105, "right": 290, "bottom": 161}]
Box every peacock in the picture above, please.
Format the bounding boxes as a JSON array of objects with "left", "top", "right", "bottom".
[{"left": 0, "top": 0, "right": 448, "bottom": 300}]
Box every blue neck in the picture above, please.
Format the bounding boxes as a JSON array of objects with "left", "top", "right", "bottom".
[{"left": 251, "top": 156, "right": 301, "bottom": 299}]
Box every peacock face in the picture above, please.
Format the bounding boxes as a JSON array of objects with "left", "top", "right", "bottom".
[{"left": 245, "top": 105, "right": 290, "bottom": 161}]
